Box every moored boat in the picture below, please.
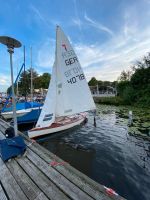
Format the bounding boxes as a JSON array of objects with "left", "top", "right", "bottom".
[{"left": 28, "top": 26, "right": 96, "bottom": 138}]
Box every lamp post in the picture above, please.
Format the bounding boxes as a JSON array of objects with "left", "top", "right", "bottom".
[{"left": 0, "top": 36, "right": 22, "bottom": 136}]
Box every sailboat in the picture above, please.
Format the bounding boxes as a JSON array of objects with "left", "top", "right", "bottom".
[
  {"left": 28, "top": 26, "right": 96, "bottom": 138},
  {"left": 1, "top": 47, "right": 43, "bottom": 124}
]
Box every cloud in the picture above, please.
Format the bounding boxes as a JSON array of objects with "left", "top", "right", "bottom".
[
  {"left": 32, "top": 3, "right": 150, "bottom": 83},
  {"left": 29, "top": 4, "right": 62, "bottom": 29},
  {"left": 73, "top": 26, "right": 150, "bottom": 81},
  {"left": 73, "top": 0, "right": 82, "bottom": 30},
  {"left": 35, "top": 24, "right": 150, "bottom": 82},
  {"left": 0, "top": 75, "right": 10, "bottom": 86},
  {"left": 84, "top": 13, "right": 114, "bottom": 36},
  {"left": 30, "top": 4, "right": 50, "bottom": 28},
  {"left": 122, "top": 7, "right": 139, "bottom": 40},
  {"left": 0, "top": 74, "right": 10, "bottom": 92},
  {"left": 36, "top": 38, "right": 55, "bottom": 70},
  {"left": 72, "top": 18, "right": 82, "bottom": 27},
  {"left": 30, "top": 5, "right": 43, "bottom": 21}
]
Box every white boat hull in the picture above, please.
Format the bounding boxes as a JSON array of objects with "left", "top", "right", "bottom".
[
  {"left": 1, "top": 109, "right": 32, "bottom": 119},
  {"left": 1, "top": 107, "right": 41, "bottom": 120},
  {"left": 28, "top": 113, "right": 87, "bottom": 138}
]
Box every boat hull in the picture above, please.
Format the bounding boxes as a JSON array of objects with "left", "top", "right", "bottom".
[
  {"left": 2, "top": 107, "right": 42, "bottom": 125},
  {"left": 1, "top": 102, "right": 43, "bottom": 121},
  {"left": 28, "top": 113, "right": 87, "bottom": 138},
  {"left": 1, "top": 109, "right": 32, "bottom": 119},
  {"left": 17, "top": 107, "right": 42, "bottom": 125}
]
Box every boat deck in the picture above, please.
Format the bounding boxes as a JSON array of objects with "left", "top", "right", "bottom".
[{"left": 0, "top": 118, "right": 126, "bottom": 200}]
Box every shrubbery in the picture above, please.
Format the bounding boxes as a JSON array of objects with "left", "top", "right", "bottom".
[{"left": 117, "top": 54, "right": 150, "bottom": 107}]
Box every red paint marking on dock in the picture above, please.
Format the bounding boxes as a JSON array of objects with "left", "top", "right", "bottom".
[{"left": 104, "top": 186, "right": 119, "bottom": 196}]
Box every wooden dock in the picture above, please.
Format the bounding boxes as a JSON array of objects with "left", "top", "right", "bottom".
[{"left": 0, "top": 118, "right": 125, "bottom": 200}]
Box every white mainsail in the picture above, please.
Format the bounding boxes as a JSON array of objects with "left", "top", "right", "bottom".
[
  {"left": 36, "top": 62, "right": 56, "bottom": 128},
  {"left": 55, "top": 26, "right": 96, "bottom": 117},
  {"left": 36, "top": 26, "right": 96, "bottom": 128}
]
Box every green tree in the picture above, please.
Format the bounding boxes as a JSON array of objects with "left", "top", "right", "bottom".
[
  {"left": 40, "top": 73, "right": 51, "bottom": 88},
  {"left": 122, "top": 85, "right": 135, "bottom": 105},
  {"left": 131, "top": 67, "right": 150, "bottom": 89},
  {"left": 117, "top": 81, "right": 130, "bottom": 97},
  {"left": 18, "top": 69, "right": 38, "bottom": 95},
  {"left": 117, "top": 52, "right": 150, "bottom": 106},
  {"left": 88, "top": 77, "right": 98, "bottom": 86},
  {"left": 34, "top": 73, "right": 51, "bottom": 89},
  {"left": 7, "top": 69, "right": 51, "bottom": 95},
  {"left": 118, "top": 70, "right": 132, "bottom": 81}
]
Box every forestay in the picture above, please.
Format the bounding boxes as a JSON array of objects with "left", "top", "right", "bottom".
[{"left": 55, "top": 26, "right": 96, "bottom": 117}]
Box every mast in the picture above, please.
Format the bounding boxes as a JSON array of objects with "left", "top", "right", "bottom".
[
  {"left": 24, "top": 46, "right": 27, "bottom": 101},
  {"left": 96, "top": 84, "right": 99, "bottom": 95},
  {"left": 55, "top": 26, "right": 59, "bottom": 117},
  {"left": 16, "top": 65, "right": 19, "bottom": 97},
  {"left": 55, "top": 25, "right": 64, "bottom": 117},
  {"left": 56, "top": 26, "right": 58, "bottom": 81},
  {"left": 30, "top": 46, "right": 33, "bottom": 102}
]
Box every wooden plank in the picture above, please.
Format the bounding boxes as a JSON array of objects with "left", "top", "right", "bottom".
[
  {"left": 0, "top": 184, "right": 8, "bottom": 200},
  {"left": 0, "top": 189, "right": 8, "bottom": 200},
  {"left": 0, "top": 130, "right": 5, "bottom": 139},
  {"left": 0, "top": 120, "right": 9, "bottom": 130},
  {"left": 0, "top": 119, "right": 9, "bottom": 128},
  {"left": 16, "top": 156, "right": 70, "bottom": 200},
  {"left": 0, "top": 124, "right": 49, "bottom": 200},
  {"left": 0, "top": 120, "right": 92, "bottom": 199},
  {"left": 0, "top": 158, "right": 28, "bottom": 200},
  {"left": 0, "top": 125, "right": 8, "bottom": 200},
  {"left": 27, "top": 139, "right": 123, "bottom": 200},
  {"left": 6, "top": 159, "right": 48, "bottom": 200},
  {"left": 26, "top": 148, "right": 94, "bottom": 200},
  {"left": 0, "top": 121, "right": 50, "bottom": 200},
  {"left": 27, "top": 142, "right": 111, "bottom": 200},
  {"left": 0, "top": 127, "right": 6, "bottom": 136},
  {"left": 34, "top": 192, "right": 49, "bottom": 200},
  {"left": 0, "top": 119, "right": 125, "bottom": 200}
]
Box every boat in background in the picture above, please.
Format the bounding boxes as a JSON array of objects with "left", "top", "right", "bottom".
[
  {"left": 1, "top": 101, "right": 42, "bottom": 124},
  {"left": 1, "top": 46, "right": 43, "bottom": 125},
  {"left": 28, "top": 26, "right": 96, "bottom": 138}
]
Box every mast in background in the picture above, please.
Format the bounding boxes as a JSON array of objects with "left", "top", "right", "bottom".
[
  {"left": 16, "top": 65, "right": 19, "bottom": 97},
  {"left": 30, "top": 46, "right": 33, "bottom": 102},
  {"left": 23, "top": 46, "right": 27, "bottom": 101}
]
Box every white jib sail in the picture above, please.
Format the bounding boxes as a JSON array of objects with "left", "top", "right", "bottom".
[
  {"left": 55, "top": 26, "right": 96, "bottom": 117},
  {"left": 36, "top": 62, "right": 56, "bottom": 128}
]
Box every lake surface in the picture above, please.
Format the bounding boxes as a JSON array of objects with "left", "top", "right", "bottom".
[{"left": 29, "top": 105, "right": 150, "bottom": 200}]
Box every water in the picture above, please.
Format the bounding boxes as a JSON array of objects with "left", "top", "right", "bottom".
[{"left": 27, "top": 105, "right": 150, "bottom": 200}]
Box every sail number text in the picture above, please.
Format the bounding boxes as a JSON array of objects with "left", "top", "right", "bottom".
[
  {"left": 67, "top": 74, "right": 85, "bottom": 84},
  {"left": 65, "top": 57, "right": 78, "bottom": 66}
]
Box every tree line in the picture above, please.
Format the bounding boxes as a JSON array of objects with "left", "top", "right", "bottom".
[
  {"left": 7, "top": 69, "right": 51, "bottom": 95},
  {"left": 116, "top": 53, "right": 150, "bottom": 106},
  {"left": 88, "top": 53, "right": 150, "bottom": 107},
  {"left": 88, "top": 77, "right": 117, "bottom": 88}
]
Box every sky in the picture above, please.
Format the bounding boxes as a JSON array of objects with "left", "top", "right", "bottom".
[{"left": 0, "top": 0, "right": 150, "bottom": 92}]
